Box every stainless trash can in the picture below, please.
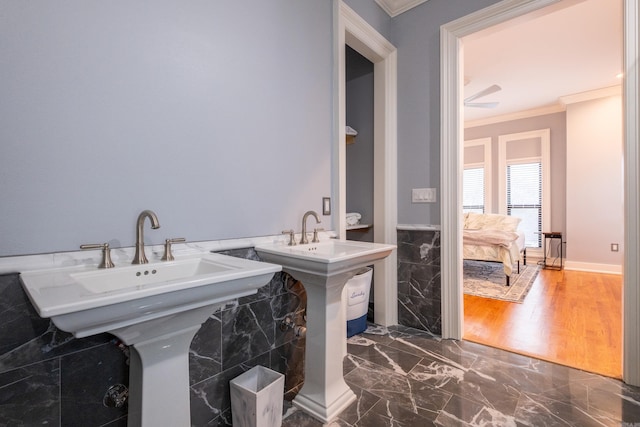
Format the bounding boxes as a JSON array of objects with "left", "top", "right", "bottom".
[{"left": 230, "top": 365, "right": 284, "bottom": 427}]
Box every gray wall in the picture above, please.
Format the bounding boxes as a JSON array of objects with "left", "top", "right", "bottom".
[
  {"left": 0, "top": 1, "right": 333, "bottom": 256},
  {"left": 465, "top": 112, "right": 567, "bottom": 238},
  {"left": 392, "top": 0, "right": 501, "bottom": 226},
  {"left": 1, "top": 0, "right": 536, "bottom": 257}
]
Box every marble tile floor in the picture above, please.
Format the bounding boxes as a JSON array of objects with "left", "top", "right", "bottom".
[{"left": 281, "top": 325, "right": 640, "bottom": 427}]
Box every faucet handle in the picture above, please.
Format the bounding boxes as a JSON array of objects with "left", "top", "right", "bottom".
[
  {"left": 312, "top": 228, "right": 325, "bottom": 243},
  {"left": 162, "top": 238, "right": 186, "bottom": 261},
  {"left": 80, "top": 243, "right": 115, "bottom": 269},
  {"left": 281, "top": 230, "right": 297, "bottom": 246}
]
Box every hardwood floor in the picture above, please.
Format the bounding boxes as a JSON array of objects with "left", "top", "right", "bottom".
[{"left": 463, "top": 267, "right": 622, "bottom": 378}]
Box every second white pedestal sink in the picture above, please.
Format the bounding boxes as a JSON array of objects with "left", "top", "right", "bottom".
[
  {"left": 255, "top": 239, "right": 395, "bottom": 423},
  {"left": 20, "top": 253, "right": 280, "bottom": 427}
]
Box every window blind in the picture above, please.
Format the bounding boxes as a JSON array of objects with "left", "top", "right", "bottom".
[
  {"left": 507, "top": 162, "right": 542, "bottom": 247},
  {"left": 463, "top": 167, "right": 484, "bottom": 213}
]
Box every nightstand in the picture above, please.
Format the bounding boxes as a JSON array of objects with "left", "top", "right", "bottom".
[{"left": 542, "top": 231, "right": 563, "bottom": 270}]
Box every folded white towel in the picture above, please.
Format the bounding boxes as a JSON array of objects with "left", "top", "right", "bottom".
[{"left": 346, "top": 212, "right": 362, "bottom": 226}]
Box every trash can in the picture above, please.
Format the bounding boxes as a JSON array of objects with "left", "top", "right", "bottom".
[
  {"left": 346, "top": 267, "right": 373, "bottom": 338},
  {"left": 230, "top": 365, "right": 285, "bottom": 427}
]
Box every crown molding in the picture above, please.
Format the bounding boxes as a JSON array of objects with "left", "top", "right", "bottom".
[
  {"left": 374, "top": 0, "right": 429, "bottom": 17},
  {"left": 464, "top": 85, "right": 623, "bottom": 128},
  {"left": 559, "top": 85, "right": 622, "bottom": 106},
  {"left": 464, "top": 103, "right": 565, "bottom": 128}
]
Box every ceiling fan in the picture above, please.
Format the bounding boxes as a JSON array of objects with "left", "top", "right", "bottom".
[{"left": 464, "top": 84, "right": 501, "bottom": 108}]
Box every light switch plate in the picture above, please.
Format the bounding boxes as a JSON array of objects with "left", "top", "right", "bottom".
[
  {"left": 322, "top": 197, "right": 331, "bottom": 215},
  {"left": 412, "top": 188, "right": 436, "bottom": 203}
]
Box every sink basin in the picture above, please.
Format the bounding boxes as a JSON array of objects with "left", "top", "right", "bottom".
[
  {"left": 20, "top": 252, "right": 280, "bottom": 427},
  {"left": 255, "top": 239, "right": 394, "bottom": 278},
  {"left": 70, "top": 256, "right": 233, "bottom": 293},
  {"left": 255, "top": 239, "right": 395, "bottom": 423},
  {"left": 21, "top": 253, "right": 281, "bottom": 337}
]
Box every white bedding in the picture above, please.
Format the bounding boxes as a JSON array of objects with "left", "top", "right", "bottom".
[
  {"left": 463, "top": 229, "right": 526, "bottom": 276},
  {"left": 462, "top": 212, "right": 527, "bottom": 278}
]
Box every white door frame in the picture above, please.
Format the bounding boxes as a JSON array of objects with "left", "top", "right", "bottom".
[
  {"left": 440, "top": 0, "right": 640, "bottom": 386},
  {"left": 335, "top": 0, "right": 398, "bottom": 326}
]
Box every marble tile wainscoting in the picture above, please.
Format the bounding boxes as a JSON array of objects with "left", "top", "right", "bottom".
[
  {"left": 0, "top": 248, "right": 307, "bottom": 426},
  {"left": 397, "top": 227, "right": 442, "bottom": 336}
]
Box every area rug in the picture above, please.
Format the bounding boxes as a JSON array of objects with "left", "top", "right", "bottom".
[{"left": 463, "top": 260, "right": 540, "bottom": 303}]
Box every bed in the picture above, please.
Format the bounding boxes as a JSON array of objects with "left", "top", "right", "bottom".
[{"left": 463, "top": 212, "right": 527, "bottom": 286}]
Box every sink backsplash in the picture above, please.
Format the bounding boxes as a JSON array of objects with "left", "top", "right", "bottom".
[{"left": 0, "top": 247, "right": 306, "bottom": 426}]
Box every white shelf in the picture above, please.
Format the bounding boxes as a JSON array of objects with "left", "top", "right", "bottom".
[{"left": 346, "top": 224, "right": 372, "bottom": 231}]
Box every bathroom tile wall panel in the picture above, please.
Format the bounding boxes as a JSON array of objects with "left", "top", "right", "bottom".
[
  {"left": 60, "top": 344, "right": 129, "bottom": 426},
  {"left": 0, "top": 247, "right": 307, "bottom": 426},
  {"left": 190, "top": 352, "right": 271, "bottom": 426},
  {"left": 0, "top": 359, "right": 60, "bottom": 426},
  {"left": 270, "top": 337, "right": 306, "bottom": 400},
  {"left": 189, "top": 248, "right": 306, "bottom": 426},
  {"left": 0, "top": 273, "right": 127, "bottom": 427},
  {"left": 189, "top": 313, "right": 223, "bottom": 386},
  {"left": 397, "top": 230, "right": 442, "bottom": 335}
]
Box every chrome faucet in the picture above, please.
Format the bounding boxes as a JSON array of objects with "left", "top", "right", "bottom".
[
  {"left": 132, "top": 210, "right": 160, "bottom": 264},
  {"left": 300, "top": 210, "right": 321, "bottom": 244}
]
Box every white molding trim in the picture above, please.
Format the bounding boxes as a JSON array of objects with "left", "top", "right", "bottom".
[
  {"left": 464, "top": 103, "right": 565, "bottom": 128},
  {"left": 464, "top": 137, "right": 492, "bottom": 212},
  {"left": 497, "top": 129, "right": 551, "bottom": 238},
  {"left": 442, "top": 0, "right": 640, "bottom": 387},
  {"left": 374, "top": 0, "right": 429, "bottom": 18},
  {"left": 337, "top": 1, "right": 398, "bottom": 327},
  {"left": 560, "top": 85, "right": 622, "bottom": 106},
  {"left": 464, "top": 85, "right": 622, "bottom": 129},
  {"left": 564, "top": 261, "right": 623, "bottom": 275},
  {"left": 623, "top": 0, "right": 640, "bottom": 386}
]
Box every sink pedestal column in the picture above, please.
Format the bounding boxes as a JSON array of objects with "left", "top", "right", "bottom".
[
  {"left": 289, "top": 270, "right": 357, "bottom": 423},
  {"left": 110, "top": 304, "right": 220, "bottom": 427}
]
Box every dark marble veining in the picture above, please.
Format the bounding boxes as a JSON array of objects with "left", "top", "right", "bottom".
[
  {"left": 397, "top": 229, "right": 442, "bottom": 335},
  {"left": 6, "top": 242, "right": 638, "bottom": 427},
  {"left": 282, "top": 325, "right": 640, "bottom": 426},
  {"left": 0, "top": 247, "right": 307, "bottom": 426}
]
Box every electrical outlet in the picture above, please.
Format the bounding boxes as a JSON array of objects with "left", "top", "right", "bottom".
[{"left": 611, "top": 243, "right": 619, "bottom": 252}]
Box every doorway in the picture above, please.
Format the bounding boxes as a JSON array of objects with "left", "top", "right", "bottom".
[
  {"left": 335, "top": 1, "right": 398, "bottom": 327},
  {"left": 440, "top": 0, "right": 640, "bottom": 386}
]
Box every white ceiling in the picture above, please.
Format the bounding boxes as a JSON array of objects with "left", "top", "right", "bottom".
[
  {"left": 462, "top": 0, "right": 623, "bottom": 124},
  {"left": 376, "top": 0, "right": 622, "bottom": 125}
]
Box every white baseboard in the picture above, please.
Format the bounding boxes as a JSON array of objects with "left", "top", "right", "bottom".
[{"left": 564, "top": 260, "right": 622, "bottom": 275}]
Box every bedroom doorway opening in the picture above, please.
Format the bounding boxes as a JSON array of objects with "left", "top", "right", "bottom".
[
  {"left": 440, "top": 0, "right": 637, "bottom": 385},
  {"left": 459, "top": 0, "right": 623, "bottom": 378}
]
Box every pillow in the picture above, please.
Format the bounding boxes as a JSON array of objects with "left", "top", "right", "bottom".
[{"left": 465, "top": 212, "right": 521, "bottom": 231}]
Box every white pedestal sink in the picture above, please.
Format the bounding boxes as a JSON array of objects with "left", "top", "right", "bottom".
[
  {"left": 19, "top": 253, "right": 280, "bottom": 427},
  {"left": 255, "top": 239, "right": 395, "bottom": 423}
]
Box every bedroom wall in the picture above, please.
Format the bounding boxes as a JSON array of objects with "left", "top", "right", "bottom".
[
  {"left": 465, "top": 112, "right": 567, "bottom": 239},
  {"left": 565, "top": 93, "right": 623, "bottom": 272}
]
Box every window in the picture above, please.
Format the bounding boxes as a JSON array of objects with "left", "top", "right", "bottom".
[
  {"left": 498, "top": 129, "right": 550, "bottom": 253},
  {"left": 463, "top": 167, "right": 485, "bottom": 213},
  {"left": 507, "top": 162, "right": 542, "bottom": 247},
  {"left": 464, "top": 137, "right": 492, "bottom": 213}
]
